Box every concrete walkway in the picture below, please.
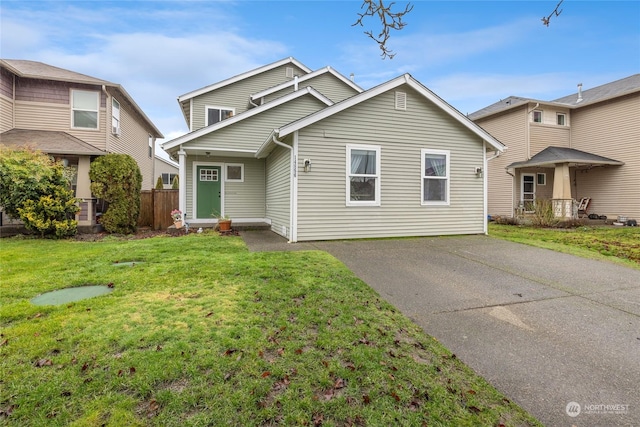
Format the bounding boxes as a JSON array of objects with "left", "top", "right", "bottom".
[{"left": 241, "top": 230, "right": 640, "bottom": 427}]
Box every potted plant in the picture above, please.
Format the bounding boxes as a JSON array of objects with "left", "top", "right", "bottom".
[
  {"left": 212, "top": 210, "right": 232, "bottom": 232},
  {"left": 171, "top": 209, "right": 183, "bottom": 229}
]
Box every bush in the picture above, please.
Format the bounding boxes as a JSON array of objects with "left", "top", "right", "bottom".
[
  {"left": 155, "top": 176, "right": 164, "bottom": 189},
  {"left": 89, "top": 154, "right": 142, "bottom": 234},
  {"left": 0, "top": 147, "right": 79, "bottom": 238},
  {"left": 530, "top": 199, "right": 560, "bottom": 228},
  {"left": 171, "top": 175, "right": 179, "bottom": 189}
]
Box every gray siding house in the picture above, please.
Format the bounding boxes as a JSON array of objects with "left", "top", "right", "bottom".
[{"left": 163, "top": 58, "right": 505, "bottom": 242}]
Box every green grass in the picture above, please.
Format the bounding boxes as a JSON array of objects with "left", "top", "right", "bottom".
[
  {"left": 1, "top": 232, "right": 540, "bottom": 426},
  {"left": 489, "top": 223, "right": 640, "bottom": 269}
]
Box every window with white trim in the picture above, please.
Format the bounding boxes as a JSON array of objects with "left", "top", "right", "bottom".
[
  {"left": 111, "top": 98, "right": 121, "bottom": 135},
  {"left": 206, "top": 106, "right": 234, "bottom": 126},
  {"left": 162, "top": 173, "right": 178, "bottom": 186},
  {"left": 347, "top": 144, "right": 380, "bottom": 206},
  {"left": 71, "top": 89, "right": 99, "bottom": 129},
  {"left": 200, "top": 168, "right": 218, "bottom": 181},
  {"left": 225, "top": 164, "right": 244, "bottom": 182},
  {"left": 532, "top": 110, "right": 542, "bottom": 123},
  {"left": 421, "top": 149, "right": 450, "bottom": 205},
  {"left": 556, "top": 112, "right": 566, "bottom": 126},
  {"left": 537, "top": 173, "right": 546, "bottom": 185}
]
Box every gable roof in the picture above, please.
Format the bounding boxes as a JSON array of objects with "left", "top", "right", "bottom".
[
  {"left": 163, "top": 86, "right": 333, "bottom": 151},
  {"left": 506, "top": 146, "right": 624, "bottom": 169},
  {"left": 250, "top": 66, "right": 363, "bottom": 101},
  {"left": 177, "top": 57, "right": 312, "bottom": 103},
  {"left": 273, "top": 74, "right": 505, "bottom": 152},
  {"left": 0, "top": 129, "right": 107, "bottom": 156},
  {"left": 0, "top": 59, "right": 163, "bottom": 138},
  {"left": 469, "top": 74, "right": 640, "bottom": 121}
]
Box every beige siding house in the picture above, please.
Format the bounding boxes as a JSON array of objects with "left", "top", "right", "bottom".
[
  {"left": 0, "top": 59, "right": 163, "bottom": 227},
  {"left": 471, "top": 75, "right": 639, "bottom": 221},
  {"left": 154, "top": 155, "right": 179, "bottom": 189},
  {"left": 163, "top": 58, "right": 505, "bottom": 242}
]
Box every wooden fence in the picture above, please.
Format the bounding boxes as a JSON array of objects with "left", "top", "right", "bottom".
[{"left": 139, "top": 189, "right": 179, "bottom": 230}]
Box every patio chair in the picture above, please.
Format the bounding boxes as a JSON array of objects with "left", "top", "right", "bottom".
[{"left": 577, "top": 197, "right": 591, "bottom": 218}]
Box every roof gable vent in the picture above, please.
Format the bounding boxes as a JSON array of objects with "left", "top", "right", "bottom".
[
  {"left": 285, "top": 67, "right": 294, "bottom": 79},
  {"left": 395, "top": 91, "right": 407, "bottom": 110}
]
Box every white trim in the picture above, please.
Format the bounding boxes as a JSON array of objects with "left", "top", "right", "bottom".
[
  {"left": 111, "top": 97, "right": 121, "bottom": 135},
  {"left": 521, "top": 173, "right": 536, "bottom": 212},
  {"left": 192, "top": 162, "right": 224, "bottom": 220},
  {"left": 70, "top": 88, "right": 99, "bottom": 130},
  {"left": 177, "top": 57, "right": 312, "bottom": 102},
  {"left": 421, "top": 148, "right": 450, "bottom": 206},
  {"left": 205, "top": 105, "right": 235, "bottom": 127},
  {"left": 277, "top": 74, "right": 506, "bottom": 153},
  {"left": 164, "top": 87, "right": 332, "bottom": 151},
  {"left": 537, "top": 172, "right": 547, "bottom": 186},
  {"left": 483, "top": 142, "right": 488, "bottom": 234},
  {"left": 346, "top": 144, "right": 381, "bottom": 207},
  {"left": 291, "top": 131, "right": 299, "bottom": 243},
  {"left": 250, "top": 66, "right": 363, "bottom": 101},
  {"left": 189, "top": 99, "right": 193, "bottom": 131},
  {"left": 178, "top": 149, "right": 187, "bottom": 217},
  {"left": 225, "top": 163, "right": 244, "bottom": 182}
]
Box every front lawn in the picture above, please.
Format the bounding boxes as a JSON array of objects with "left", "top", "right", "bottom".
[
  {"left": 0, "top": 233, "right": 540, "bottom": 426},
  {"left": 489, "top": 223, "right": 640, "bottom": 269}
]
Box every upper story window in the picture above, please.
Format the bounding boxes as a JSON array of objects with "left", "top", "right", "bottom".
[
  {"left": 206, "top": 106, "right": 234, "bottom": 126},
  {"left": 71, "top": 89, "right": 99, "bottom": 129},
  {"left": 556, "top": 112, "right": 566, "bottom": 126},
  {"left": 148, "top": 135, "right": 153, "bottom": 158},
  {"left": 422, "top": 149, "right": 450, "bottom": 205},
  {"left": 112, "top": 98, "right": 121, "bottom": 135},
  {"left": 532, "top": 110, "right": 542, "bottom": 123},
  {"left": 346, "top": 144, "right": 380, "bottom": 206}
]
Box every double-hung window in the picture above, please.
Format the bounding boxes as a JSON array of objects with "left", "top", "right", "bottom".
[
  {"left": 206, "top": 106, "right": 234, "bottom": 126},
  {"left": 71, "top": 89, "right": 99, "bottom": 129},
  {"left": 422, "top": 149, "right": 450, "bottom": 205},
  {"left": 346, "top": 144, "right": 380, "bottom": 206},
  {"left": 111, "top": 98, "right": 121, "bottom": 135}
]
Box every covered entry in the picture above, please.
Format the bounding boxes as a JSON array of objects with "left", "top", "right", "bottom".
[{"left": 507, "top": 147, "right": 624, "bottom": 218}]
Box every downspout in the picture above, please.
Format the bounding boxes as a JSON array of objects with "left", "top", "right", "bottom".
[
  {"left": 506, "top": 168, "right": 516, "bottom": 218},
  {"left": 102, "top": 85, "right": 109, "bottom": 151},
  {"left": 270, "top": 132, "right": 296, "bottom": 243},
  {"left": 526, "top": 102, "right": 539, "bottom": 160},
  {"left": 249, "top": 97, "right": 259, "bottom": 108},
  {"left": 178, "top": 147, "right": 187, "bottom": 219}
]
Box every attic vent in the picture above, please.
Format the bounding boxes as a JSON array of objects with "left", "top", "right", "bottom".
[
  {"left": 285, "top": 67, "right": 294, "bottom": 78},
  {"left": 395, "top": 91, "right": 407, "bottom": 110}
]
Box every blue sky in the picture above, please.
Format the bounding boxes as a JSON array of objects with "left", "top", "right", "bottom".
[{"left": 2, "top": 0, "right": 639, "bottom": 150}]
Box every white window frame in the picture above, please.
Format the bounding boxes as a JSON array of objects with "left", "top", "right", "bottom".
[
  {"left": 225, "top": 163, "right": 244, "bottom": 182},
  {"left": 346, "top": 144, "right": 381, "bottom": 207},
  {"left": 521, "top": 173, "right": 536, "bottom": 212},
  {"left": 205, "top": 105, "right": 235, "bottom": 126},
  {"left": 537, "top": 173, "right": 546, "bottom": 186},
  {"left": 532, "top": 110, "right": 543, "bottom": 123},
  {"left": 162, "top": 173, "right": 178, "bottom": 186},
  {"left": 111, "top": 98, "right": 121, "bottom": 135},
  {"left": 71, "top": 89, "right": 99, "bottom": 130},
  {"left": 421, "top": 149, "right": 450, "bottom": 206},
  {"left": 556, "top": 112, "right": 566, "bottom": 126}
]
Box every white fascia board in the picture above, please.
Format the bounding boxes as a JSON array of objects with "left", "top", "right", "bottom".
[
  {"left": 278, "top": 74, "right": 506, "bottom": 152},
  {"left": 250, "top": 66, "right": 363, "bottom": 101},
  {"left": 177, "top": 57, "right": 312, "bottom": 103},
  {"left": 163, "top": 87, "right": 332, "bottom": 151}
]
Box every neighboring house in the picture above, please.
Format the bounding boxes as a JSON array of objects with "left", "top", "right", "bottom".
[
  {"left": 0, "top": 59, "right": 163, "bottom": 227},
  {"left": 162, "top": 57, "right": 505, "bottom": 242},
  {"left": 154, "top": 155, "right": 179, "bottom": 189},
  {"left": 470, "top": 74, "right": 639, "bottom": 220}
]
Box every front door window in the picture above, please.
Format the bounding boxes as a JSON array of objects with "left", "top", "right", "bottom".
[{"left": 521, "top": 174, "right": 536, "bottom": 212}]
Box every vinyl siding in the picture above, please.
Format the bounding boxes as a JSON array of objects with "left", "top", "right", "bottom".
[
  {"left": 190, "top": 64, "right": 307, "bottom": 130},
  {"left": 295, "top": 85, "right": 487, "bottom": 241},
  {"left": 265, "top": 144, "right": 291, "bottom": 238},
  {"left": 262, "top": 73, "right": 359, "bottom": 104},
  {"left": 0, "top": 95, "right": 13, "bottom": 132},
  {"left": 530, "top": 124, "right": 570, "bottom": 155},
  {"left": 184, "top": 155, "right": 265, "bottom": 220},
  {"left": 569, "top": 93, "right": 640, "bottom": 218},
  {"left": 0, "top": 67, "right": 13, "bottom": 98},
  {"left": 475, "top": 106, "right": 527, "bottom": 217},
  {"left": 181, "top": 95, "right": 328, "bottom": 153}
]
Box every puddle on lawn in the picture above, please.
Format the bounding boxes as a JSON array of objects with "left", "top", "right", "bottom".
[{"left": 31, "top": 285, "right": 113, "bottom": 306}]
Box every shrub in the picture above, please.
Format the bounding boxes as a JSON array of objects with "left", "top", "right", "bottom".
[
  {"left": 155, "top": 176, "right": 164, "bottom": 189},
  {"left": 0, "top": 147, "right": 79, "bottom": 238},
  {"left": 89, "top": 154, "right": 142, "bottom": 234},
  {"left": 530, "top": 198, "right": 560, "bottom": 228},
  {"left": 171, "top": 175, "right": 179, "bottom": 189}
]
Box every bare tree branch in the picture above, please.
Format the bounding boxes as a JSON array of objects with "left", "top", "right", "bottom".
[
  {"left": 353, "top": 0, "right": 413, "bottom": 59},
  {"left": 542, "top": 0, "right": 564, "bottom": 26}
]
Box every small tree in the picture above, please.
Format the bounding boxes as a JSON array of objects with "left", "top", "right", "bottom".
[
  {"left": 171, "top": 175, "right": 179, "bottom": 189},
  {"left": 89, "top": 154, "right": 142, "bottom": 234},
  {"left": 155, "top": 176, "right": 164, "bottom": 189},
  {"left": 0, "top": 147, "right": 79, "bottom": 238}
]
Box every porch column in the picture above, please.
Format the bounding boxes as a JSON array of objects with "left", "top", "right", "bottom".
[
  {"left": 178, "top": 149, "right": 187, "bottom": 219},
  {"left": 552, "top": 163, "right": 572, "bottom": 218}
]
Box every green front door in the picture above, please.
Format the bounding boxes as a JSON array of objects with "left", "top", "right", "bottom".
[{"left": 196, "top": 165, "right": 221, "bottom": 219}]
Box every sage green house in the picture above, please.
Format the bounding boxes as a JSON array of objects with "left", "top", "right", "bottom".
[{"left": 162, "top": 58, "right": 505, "bottom": 242}]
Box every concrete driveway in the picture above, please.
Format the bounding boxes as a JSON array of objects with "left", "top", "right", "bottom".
[{"left": 241, "top": 231, "right": 640, "bottom": 427}]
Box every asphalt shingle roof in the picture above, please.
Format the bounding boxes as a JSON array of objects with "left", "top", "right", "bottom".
[
  {"left": 506, "top": 146, "right": 624, "bottom": 169},
  {"left": 0, "top": 129, "right": 107, "bottom": 156}
]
